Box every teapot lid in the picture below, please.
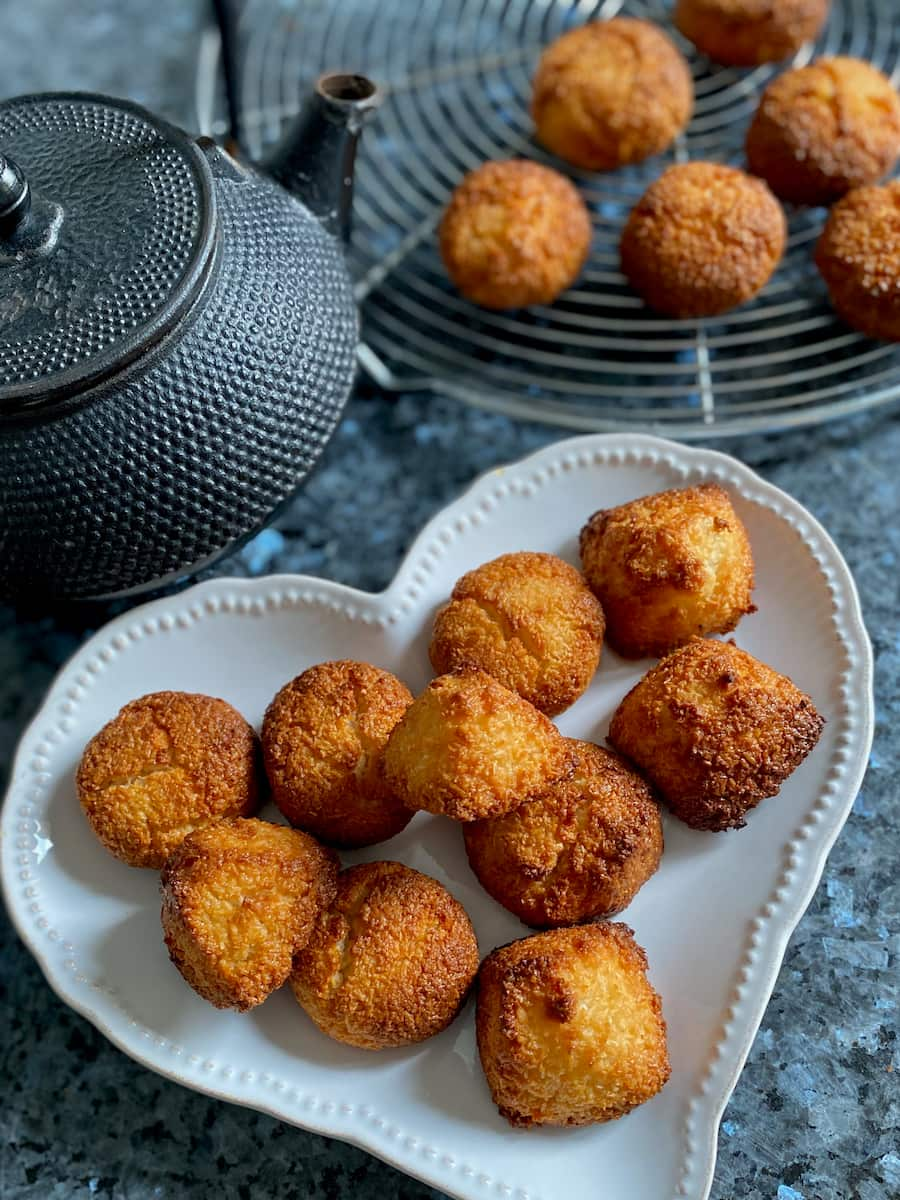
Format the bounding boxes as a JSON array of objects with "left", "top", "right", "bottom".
[{"left": 0, "top": 93, "right": 217, "bottom": 415}]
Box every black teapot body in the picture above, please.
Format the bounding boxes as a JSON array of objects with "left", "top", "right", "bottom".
[{"left": 0, "top": 78, "right": 378, "bottom": 601}]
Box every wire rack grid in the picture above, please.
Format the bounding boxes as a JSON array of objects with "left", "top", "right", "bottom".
[{"left": 196, "top": 0, "right": 900, "bottom": 438}]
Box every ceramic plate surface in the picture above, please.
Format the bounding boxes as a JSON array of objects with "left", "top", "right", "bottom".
[{"left": 1, "top": 434, "right": 873, "bottom": 1200}]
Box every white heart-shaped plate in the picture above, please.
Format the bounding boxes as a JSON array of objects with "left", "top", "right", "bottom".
[{"left": 1, "top": 434, "right": 873, "bottom": 1200}]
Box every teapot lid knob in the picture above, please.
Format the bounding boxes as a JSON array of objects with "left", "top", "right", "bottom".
[
  {"left": 0, "top": 93, "right": 218, "bottom": 418},
  {"left": 0, "top": 155, "right": 31, "bottom": 235}
]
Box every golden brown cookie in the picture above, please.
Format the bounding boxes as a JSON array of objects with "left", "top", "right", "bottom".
[
  {"left": 476, "top": 923, "right": 670, "bottom": 1127},
  {"left": 429, "top": 552, "right": 605, "bottom": 716},
  {"left": 674, "top": 0, "right": 829, "bottom": 66},
  {"left": 608, "top": 638, "right": 825, "bottom": 831},
  {"left": 579, "top": 483, "right": 755, "bottom": 659},
  {"left": 438, "top": 160, "right": 591, "bottom": 309},
  {"left": 815, "top": 180, "right": 900, "bottom": 341},
  {"left": 620, "top": 162, "right": 786, "bottom": 317},
  {"left": 531, "top": 18, "right": 693, "bottom": 170},
  {"left": 262, "top": 661, "right": 413, "bottom": 848},
  {"left": 463, "top": 740, "right": 663, "bottom": 928},
  {"left": 161, "top": 818, "right": 338, "bottom": 1011},
  {"left": 76, "top": 691, "right": 262, "bottom": 869},
  {"left": 382, "top": 670, "right": 574, "bottom": 822},
  {"left": 291, "top": 861, "right": 479, "bottom": 1049},
  {"left": 746, "top": 57, "right": 900, "bottom": 206}
]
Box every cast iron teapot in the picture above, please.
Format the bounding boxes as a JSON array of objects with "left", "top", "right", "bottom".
[{"left": 0, "top": 71, "right": 379, "bottom": 602}]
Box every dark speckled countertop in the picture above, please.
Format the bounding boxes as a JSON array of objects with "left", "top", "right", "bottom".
[{"left": 1, "top": 4, "right": 898, "bottom": 1198}]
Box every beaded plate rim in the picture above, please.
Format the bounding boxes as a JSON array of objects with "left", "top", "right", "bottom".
[{"left": 0, "top": 433, "right": 874, "bottom": 1200}]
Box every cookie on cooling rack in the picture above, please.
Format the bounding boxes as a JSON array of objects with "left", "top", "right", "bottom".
[
  {"left": 463, "top": 740, "right": 663, "bottom": 929},
  {"left": 77, "top": 691, "right": 262, "bottom": 869},
  {"left": 620, "top": 162, "right": 786, "bottom": 318},
  {"left": 291, "top": 861, "right": 479, "bottom": 1049},
  {"left": 815, "top": 180, "right": 900, "bottom": 342},
  {"left": 579, "top": 483, "right": 755, "bottom": 659},
  {"left": 382, "top": 670, "right": 574, "bottom": 822},
  {"left": 161, "top": 818, "right": 338, "bottom": 1011},
  {"left": 429, "top": 551, "right": 605, "bottom": 716},
  {"left": 674, "top": 0, "right": 829, "bottom": 66},
  {"left": 262, "top": 660, "right": 413, "bottom": 848},
  {"left": 439, "top": 159, "right": 591, "bottom": 309},
  {"left": 608, "top": 638, "right": 825, "bottom": 832},
  {"left": 746, "top": 57, "right": 900, "bottom": 207},
  {"left": 476, "top": 923, "right": 670, "bottom": 1127},
  {"left": 531, "top": 17, "right": 693, "bottom": 170}
]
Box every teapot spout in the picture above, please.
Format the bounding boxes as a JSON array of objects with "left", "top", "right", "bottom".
[{"left": 265, "top": 73, "right": 380, "bottom": 243}]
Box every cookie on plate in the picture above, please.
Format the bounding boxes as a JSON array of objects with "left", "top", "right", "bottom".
[
  {"left": 429, "top": 551, "right": 605, "bottom": 716},
  {"left": 77, "top": 691, "right": 262, "bottom": 869},
  {"left": 161, "top": 817, "right": 338, "bottom": 1011},
  {"left": 579, "top": 483, "right": 755, "bottom": 659},
  {"left": 291, "top": 861, "right": 479, "bottom": 1049},
  {"left": 262, "top": 660, "right": 413, "bottom": 848},
  {"left": 382, "top": 670, "right": 574, "bottom": 822},
  {"left": 477, "top": 923, "right": 670, "bottom": 1126},
  {"left": 608, "top": 638, "right": 825, "bottom": 831},
  {"left": 464, "top": 740, "right": 663, "bottom": 928}
]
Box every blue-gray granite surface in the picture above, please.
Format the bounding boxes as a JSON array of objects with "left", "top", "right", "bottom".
[{"left": 1, "top": 4, "right": 898, "bottom": 1198}]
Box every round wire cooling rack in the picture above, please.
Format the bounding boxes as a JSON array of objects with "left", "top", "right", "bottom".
[{"left": 196, "top": 0, "right": 900, "bottom": 438}]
